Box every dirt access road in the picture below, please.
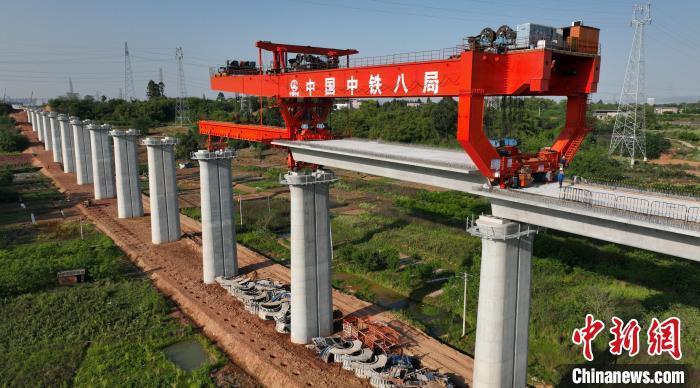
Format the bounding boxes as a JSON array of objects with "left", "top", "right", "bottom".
[{"left": 14, "top": 112, "right": 473, "bottom": 387}]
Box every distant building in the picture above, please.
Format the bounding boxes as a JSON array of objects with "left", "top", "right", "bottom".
[
  {"left": 654, "top": 106, "right": 679, "bottom": 114},
  {"left": 592, "top": 109, "right": 620, "bottom": 120},
  {"left": 334, "top": 100, "right": 363, "bottom": 110}
]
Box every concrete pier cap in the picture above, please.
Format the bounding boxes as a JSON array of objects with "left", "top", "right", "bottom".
[
  {"left": 88, "top": 123, "right": 116, "bottom": 199},
  {"left": 142, "top": 136, "right": 181, "bottom": 244},
  {"left": 57, "top": 114, "right": 76, "bottom": 173},
  {"left": 141, "top": 136, "right": 178, "bottom": 147},
  {"left": 192, "top": 148, "right": 238, "bottom": 283},
  {"left": 282, "top": 168, "right": 337, "bottom": 344},
  {"left": 47, "top": 111, "right": 63, "bottom": 163},
  {"left": 110, "top": 129, "right": 144, "bottom": 219},
  {"left": 470, "top": 214, "right": 536, "bottom": 388},
  {"left": 70, "top": 116, "right": 94, "bottom": 186}
]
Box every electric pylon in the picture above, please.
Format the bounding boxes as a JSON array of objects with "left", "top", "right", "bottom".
[
  {"left": 609, "top": 3, "right": 651, "bottom": 165},
  {"left": 124, "top": 42, "right": 136, "bottom": 101},
  {"left": 175, "top": 47, "right": 190, "bottom": 125}
]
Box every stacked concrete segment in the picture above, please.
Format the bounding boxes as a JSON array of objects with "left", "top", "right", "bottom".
[
  {"left": 110, "top": 129, "right": 144, "bottom": 218},
  {"left": 57, "top": 114, "right": 76, "bottom": 173},
  {"left": 41, "top": 112, "right": 51, "bottom": 149},
  {"left": 143, "top": 137, "right": 181, "bottom": 244},
  {"left": 471, "top": 215, "right": 533, "bottom": 388},
  {"left": 48, "top": 112, "right": 62, "bottom": 163},
  {"left": 282, "top": 169, "right": 336, "bottom": 344},
  {"left": 88, "top": 124, "right": 116, "bottom": 199},
  {"left": 71, "top": 118, "right": 93, "bottom": 185},
  {"left": 192, "top": 149, "right": 238, "bottom": 283}
]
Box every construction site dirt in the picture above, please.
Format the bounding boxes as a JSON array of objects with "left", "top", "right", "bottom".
[{"left": 15, "top": 112, "right": 473, "bottom": 388}]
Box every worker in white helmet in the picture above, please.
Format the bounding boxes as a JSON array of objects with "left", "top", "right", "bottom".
[{"left": 557, "top": 167, "right": 565, "bottom": 189}]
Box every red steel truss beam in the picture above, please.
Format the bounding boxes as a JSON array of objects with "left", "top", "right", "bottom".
[{"left": 199, "top": 121, "right": 289, "bottom": 143}]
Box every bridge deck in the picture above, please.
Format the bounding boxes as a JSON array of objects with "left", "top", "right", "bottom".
[
  {"left": 274, "top": 138, "right": 479, "bottom": 173},
  {"left": 522, "top": 182, "right": 700, "bottom": 210},
  {"left": 277, "top": 138, "right": 700, "bottom": 260}
]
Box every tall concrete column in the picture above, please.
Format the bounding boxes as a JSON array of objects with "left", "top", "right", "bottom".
[
  {"left": 88, "top": 123, "right": 116, "bottom": 199},
  {"left": 41, "top": 112, "right": 51, "bottom": 148},
  {"left": 283, "top": 169, "right": 336, "bottom": 344},
  {"left": 71, "top": 118, "right": 93, "bottom": 185},
  {"left": 110, "top": 129, "right": 144, "bottom": 218},
  {"left": 30, "top": 110, "right": 38, "bottom": 135},
  {"left": 193, "top": 149, "right": 238, "bottom": 283},
  {"left": 471, "top": 215, "right": 535, "bottom": 388},
  {"left": 31, "top": 110, "right": 38, "bottom": 133},
  {"left": 57, "top": 114, "right": 76, "bottom": 173},
  {"left": 48, "top": 112, "right": 62, "bottom": 163},
  {"left": 143, "top": 137, "right": 181, "bottom": 244}
]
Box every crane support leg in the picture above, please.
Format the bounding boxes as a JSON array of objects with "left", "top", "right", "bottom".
[{"left": 457, "top": 91, "right": 500, "bottom": 180}]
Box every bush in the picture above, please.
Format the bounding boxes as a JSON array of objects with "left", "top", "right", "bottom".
[
  {"left": 645, "top": 131, "right": 671, "bottom": 159},
  {"left": 677, "top": 131, "right": 700, "bottom": 143},
  {"left": 337, "top": 245, "right": 400, "bottom": 272},
  {"left": 394, "top": 190, "right": 490, "bottom": 222},
  {"left": 0, "top": 117, "right": 29, "bottom": 153},
  {"left": 0, "top": 167, "right": 12, "bottom": 185}
]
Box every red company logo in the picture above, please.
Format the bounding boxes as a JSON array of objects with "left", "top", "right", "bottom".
[{"left": 572, "top": 314, "right": 682, "bottom": 361}]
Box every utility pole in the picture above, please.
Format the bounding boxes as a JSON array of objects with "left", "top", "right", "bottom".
[
  {"left": 175, "top": 47, "right": 190, "bottom": 125},
  {"left": 609, "top": 3, "right": 651, "bottom": 166},
  {"left": 124, "top": 42, "right": 135, "bottom": 100},
  {"left": 462, "top": 271, "right": 469, "bottom": 337}
]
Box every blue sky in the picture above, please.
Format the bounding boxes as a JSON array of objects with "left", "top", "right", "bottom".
[{"left": 1, "top": 0, "right": 698, "bottom": 103}]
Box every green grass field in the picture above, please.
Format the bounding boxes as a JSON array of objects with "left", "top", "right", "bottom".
[{"left": 0, "top": 170, "right": 232, "bottom": 386}]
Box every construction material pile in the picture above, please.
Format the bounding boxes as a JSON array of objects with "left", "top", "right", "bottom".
[
  {"left": 308, "top": 323, "right": 453, "bottom": 388},
  {"left": 215, "top": 276, "right": 291, "bottom": 333}
]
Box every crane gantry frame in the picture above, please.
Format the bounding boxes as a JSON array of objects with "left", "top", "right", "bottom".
[{"left": 199, "top": 31, "right": 600, "bottom": 186}]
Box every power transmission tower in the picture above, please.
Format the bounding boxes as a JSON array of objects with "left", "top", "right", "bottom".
[
  {"left": 67, "top": 77, "right": 79, "bottom": 99},
  {"left": 609, "top": 3, "right": 652, "bottom": 166},
  {"left": 118, "top": 88, "right": 123, "bottom": 100},
  {"left": 159, "top": 67, "right": 164, "bottom": 84},
  {"left": 124, "top": 42, "right": 135, "bottom": 101},
  {"left": 175, "top": 47, "right": 190, "bottom": 125}
]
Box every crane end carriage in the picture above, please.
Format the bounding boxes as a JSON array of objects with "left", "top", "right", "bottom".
[{"left": 199, "top": 22, "right": 601, "bottom": 187}]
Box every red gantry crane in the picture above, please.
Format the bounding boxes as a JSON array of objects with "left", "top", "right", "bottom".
[{"left": 199, "top": 23, "right": 600, "bottom": 187}]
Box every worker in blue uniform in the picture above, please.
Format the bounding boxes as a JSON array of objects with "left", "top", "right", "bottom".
[{"left": 557, "top": 168, "right": 565, "bottom": 188}]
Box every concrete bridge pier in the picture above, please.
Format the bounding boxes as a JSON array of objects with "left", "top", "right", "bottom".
[
  {"left": 88, "top": 124, "right": 116, "bottom": 199},
  {"left": 283, "top": 169, "right": 336, "bottom": 344},
  {"left": 31, "top": 110, "right": 37, "bottom": 134},
  {"left": 143, "top": 137, "right": 181, "bottom": 244},
  {"left": 193, "top": 149, "right": 238, "bottom": 283},
  {"left": 470, "top": 215, "right": 535, "bottom": 388},
  {"left": 71, "top": 118, "right": 93, "bottom": 185},
  {"left": 110, "top": 129, "right": 143, "bottom": 218},
  {"left": 57, "top": 114, "right": 76, "bottom": 173},
  {"left": 48, "top": 112, "right": 62, "bottom": 163},
  {"left": 41, "top": 111, "right": 51, "bottom": 149}
]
